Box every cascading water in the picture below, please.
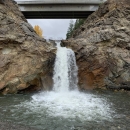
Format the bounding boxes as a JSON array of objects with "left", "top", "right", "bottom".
[
  {"left": 53, "top": 42, "right": 78, "bottom": 92},
  {"left": 15, "top": 42, "right": 113, "bottom": 123}
]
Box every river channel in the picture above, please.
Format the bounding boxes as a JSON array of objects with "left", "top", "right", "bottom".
[{"left": 0, "top": 90, "right": 130, "bottom": 130}]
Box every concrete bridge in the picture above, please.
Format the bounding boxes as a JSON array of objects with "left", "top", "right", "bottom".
[{"left": 16, "top": 0, "right": 107, "bottom": 19}]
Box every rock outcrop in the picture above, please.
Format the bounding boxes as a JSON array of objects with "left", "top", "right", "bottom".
[
  {"left": 0, "top": 0, "right": 55, "bottom": 94},
  {"left": 62, "top": 0, "right": 130, "bottom": 90}
]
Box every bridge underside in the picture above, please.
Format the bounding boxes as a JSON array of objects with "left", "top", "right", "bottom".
[
  {"left": 18, "top": 3, "right": 98, "bottom": 19},
  {"left": 23, "top": 11, "right": 94, "bottom": 19},
  {"left": 17, "top": 0, "right": 106, "bottom": 19}
]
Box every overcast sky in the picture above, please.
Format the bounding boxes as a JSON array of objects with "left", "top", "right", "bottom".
[{"left": 27, "top": 19, "right": 74, "bottom": 40}]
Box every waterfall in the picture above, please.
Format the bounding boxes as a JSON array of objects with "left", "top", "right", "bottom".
[
  {"left": 29, "top": 41, "right": 112, "bottom": 121},
  {"left": 53, "top": 42, "right": 78, "bottom": 92}
]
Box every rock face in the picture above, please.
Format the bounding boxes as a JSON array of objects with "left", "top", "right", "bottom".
[
  {"left": 0, "top": 0, "right": 55, "bottom": 94},
  {"left": 62, "top": 0, "right": 130, "bottom": 90}
]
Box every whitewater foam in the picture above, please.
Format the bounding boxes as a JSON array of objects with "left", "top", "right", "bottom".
[{"left": 17, "top": 90, "right": 112, "bottom": 121}]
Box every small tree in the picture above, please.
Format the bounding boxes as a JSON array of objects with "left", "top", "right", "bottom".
[
  {"left": 74, "top": 19, "right": 86, "bottom": 30},
  {"left": 66, "top": 19, "right": 86, "bottom": 39},
  {"left": 66, "top": 20, "right": 74, "bottom": 39},
  {"left": 34, "top": 25, "right": 43, "bottom": 38}
]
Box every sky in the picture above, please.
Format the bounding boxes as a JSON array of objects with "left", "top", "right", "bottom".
[{"left": 27, "top": 19, "right": 74, "bottom": 40}]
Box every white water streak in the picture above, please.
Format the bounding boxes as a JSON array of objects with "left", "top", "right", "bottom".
[{"left": 53, "top": 42, "right": 78, "bottom": 92}]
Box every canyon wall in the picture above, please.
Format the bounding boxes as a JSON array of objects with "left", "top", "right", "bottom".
[
  {"left": 62, "top": 0, "right": 130, "bottom": 90},
  {"left": 0, "top": 0, "right": 55, "bottom": 94}
]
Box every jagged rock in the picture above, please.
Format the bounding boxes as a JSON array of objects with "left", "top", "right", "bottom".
[
  {"left": 62, "top": 0, "right": 130, "bottom": 90},
  {"left": 48, "top": 39, "right": 56, "bottom": 47},
  {"left": 0, "top": 0, "right": 55, "bottom": 94}
]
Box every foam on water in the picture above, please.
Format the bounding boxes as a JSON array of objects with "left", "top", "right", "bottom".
[
  {"left": 16, "top": 42, "right": 113, "bottom": 121},
  {"left": 30, "top": 90, "right": 112, "bottom": 120},
  {"left": 16, "top": 90, "right": 113, "bottom": 121}
]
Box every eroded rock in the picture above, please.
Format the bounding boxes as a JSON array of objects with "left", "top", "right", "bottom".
[
  {"left": 62, "top": 0, "right": 130, "bottom": 90},
  {"left": 0, "top": 0, "right": 55, "bottom": 94}
]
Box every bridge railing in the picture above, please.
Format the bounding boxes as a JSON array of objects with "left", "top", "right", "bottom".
[{"left": 16, "top": 0, "right": 107, "bottom": 5}]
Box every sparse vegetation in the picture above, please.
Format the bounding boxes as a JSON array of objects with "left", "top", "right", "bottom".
[
  {"left": 34, "top": 25, "right": 43, "bottom": 38},
  {"left": 66, "top": 19, "right": 86, "bottom": 39}
]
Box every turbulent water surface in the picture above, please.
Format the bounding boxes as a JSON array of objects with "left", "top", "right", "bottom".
[
  {"left": 0, "top": 43, "right": 130, "bottom": 130},
  {"left": 0, "top": 91, "right": 130, "bottom": 130}
]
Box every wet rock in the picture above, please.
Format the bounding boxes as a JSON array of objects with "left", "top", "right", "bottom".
[
  {"left": 48, "top": 39, "right": 57, "bottom": 47},
  {"left": 63, "top": 0, "right": 130, "bottom": 90},
  {"left": 0, "top": 0, "right": 55, "bottom": 94},
  {"left": 0, "top": 81, "right": 5, "bottom": 90},
  {"left": 0, "top": 0, "right": 4, "bottom": 4}
]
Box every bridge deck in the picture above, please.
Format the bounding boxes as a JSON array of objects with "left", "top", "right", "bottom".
[{"left": 16, "top": 0, "right": 106, "bottom": 19}]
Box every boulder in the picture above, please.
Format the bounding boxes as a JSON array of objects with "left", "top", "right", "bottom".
[
  {"left": 62, "top": 0, "right": 130, "bottom": 90},
  {"left": 0, "top": 0, "right": 55, "bottom": 94}
]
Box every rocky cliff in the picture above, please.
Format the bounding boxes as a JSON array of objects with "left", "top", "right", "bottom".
[
  {"left": 62, "top": 0, "right": 130, "bottom": 90},
  {"left": 0, "top": 0, "right": 55, "bottom": 94}
]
